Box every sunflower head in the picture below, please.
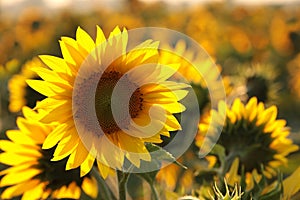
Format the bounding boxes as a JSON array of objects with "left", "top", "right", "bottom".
[
  {"left": 159, "top": 40, "right": 227, "bottom": 113},
  {"left": 228, "top": 63, "right": 280, "bottom": 105},
  {"left": 27, "top": 26, "right": 191, "bottom": 178},
  {"left": 8, "top": 57, "right": 46, "bottom": 112},
  {"left": 196, "top": 97, "right": 299, "bottom": 188},
  {"left": 15, "top": 7, "right": 54, "bottom": 52},
  {"left": 0, "top": 107, "right": 98, "bottom": 199}
]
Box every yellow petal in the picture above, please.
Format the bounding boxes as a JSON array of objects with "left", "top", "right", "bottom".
[
  {"left": 26, "top": 80, "right": 70, "bottom": 97},
  {"left": 21, "top": 182, "right": 45, "bottom": 200},
  {"left": 22, "top": 106, "right": 43, "bottom": 121},
  {"left": 0, "top": 162, "right": 37, "bottom": 176},
  {"left": 0, "top": 140, "right": 41, "bottom": 157},
  {"left": 0, "top": 168, "right": 41, "bottom": 187},
  {"left": 76, "top": 26, "right": 95, "bottom": 53},
  {"left": 96, "top": 25, "right": 106, "bottom": 46},
  {"left": 226, "top": 157, "right": 240, "bottom": 186},
  {"left": 80, "top": 153, "right": 96, "bottom": 177},
  {"left": 0, "top": 152, "right": 37, "bottom": 166},
  {"left": 1, "top": 179, "right": 40, "bottom": 199},
  {"left": 52, "top": 182, "right": 81, "bottom": 199},
  {"left": 52, "top": 127, "right": 79, "bottom": 161},
  {"left": 118, "top": 133, "right": 151, "bottom": 166},
  {"left": 257, "top": 105, "right": 277, "bottom": 126},
  {"left": 95, "top": 136, "right": 124, "bottom": 170},
  {"left": 82, "top": 177, "right": 98, "bottom": 198},
  {"left": 31, "top": 66, "right": 69, "bottom": 86},
  {"left": 66, "top": 141, "right": 89, "bottom": 170},
  {"left": 60, "top": 39, "right": 85, "bottom": 67},
  {"left": 97, "top": 161, "right": 111, "bottom": 179},
  {"left": 6, "top": 130, "right": 36, "bottom": 145},
  {"left": 42, "top": 123, "right": 68, "bottom": 149},
  {"left": 16, "top": 117, "right": 47, "bottom": 143},
  {"left": 144, "top": 133, "right": 163, "bottom": 143},
  {"left": 245, "top": 97, "right": 257, "bottom": 121},
  {"left": 283, "top": 166, "right": 300, "bottom": 199},
  {"left": 147, "top": 102, "right": 186, "bottom": 114},
  {"left": 35, "top": 97, "right": 68, "bottom": 110},
  {"left": 231, "top": 98, "right": 244, "bottom": 121},
  {"left": 39, "top": 55, "right": 71, "bottom": 75},
  {"left": 40, "top": 102, "right": 72, "bottom": 124}
]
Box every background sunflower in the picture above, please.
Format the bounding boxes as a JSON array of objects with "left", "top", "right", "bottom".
[
  {"left": 0, "top": 107, "right": 98, "bottom": 199},
  {"left": 196, "top": 97, "right": 299, "bottom": 193},
  {"left": 8, "top": 57, "right": 45, "bottom": 113},
  {"left": 1, "top": 0, "right": 300, "bottom": 199}
]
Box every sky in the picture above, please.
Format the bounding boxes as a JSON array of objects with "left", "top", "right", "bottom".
[{"left": 1, "top": 0, "right": 300, "bottom": 8}]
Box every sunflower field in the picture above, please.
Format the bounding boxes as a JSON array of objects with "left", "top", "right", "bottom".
[{"left": 1, "top": 1, "right": 300, "bottom": 200}]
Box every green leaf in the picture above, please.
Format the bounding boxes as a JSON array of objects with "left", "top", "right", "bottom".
[
  {"left": 258, "top": 180, "right": 282, "bottom": 200},
  {"left": 91, "top": 166, "right": 115, "bottom": 200},
  {"left": 132, "top": 143, "right": 186, "bottom": 200},
  {"left": 145, "top": 143, "right": 187, "bottom": 169},
  {"left": 133, "top": 143, "right": 186, "bottom": 185},
  {"left": 242, "top": 170, "right": 283, "bottom": 200},
  {"left": 209, "top": 144, "right": 226, "bottom": 169}
]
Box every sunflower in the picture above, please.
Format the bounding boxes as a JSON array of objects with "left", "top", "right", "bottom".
[
  {"left": 0, "top": 107, "right": 98, "bottom": 200},
  {"left": 157, "top": 40, "right": 228, "bottom": 194},
  {"left": 27, "top": 26, "right": 189, "bottom": 178},
  {"left": 15, "top": 7, "right": 54, "bottom": 53},
  {"left": 159, "top": 40, "right": 228, "bottom": 113},
  {"left": 185, "top": 7, "right": 224, "bottom": 57},
  {"left": 8, "top": 57, "right": 45, "bottom": 112},
  {"left": 228, "top": 63, "right": 280, "bottom": 105},
  {"left": 196, "top": 97, "right": 299, "bottom": 189}
]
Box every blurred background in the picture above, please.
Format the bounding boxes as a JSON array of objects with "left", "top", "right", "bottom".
[
  {"left": 1, "top": 0, "right": 300, "bottom": 134},
  {"left": 1, "top": 0, "right": 300, "bottom": 198}
]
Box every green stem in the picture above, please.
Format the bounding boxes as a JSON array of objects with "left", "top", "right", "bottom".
[
  {"left": 150, "top": 183, "right": 159, "bottom": 200},
  {"left": 117, "top": 170, "right": 130, "bottom": 200},
  {"left": 91, "top": 166, "right": 114, "bottom": 200}
]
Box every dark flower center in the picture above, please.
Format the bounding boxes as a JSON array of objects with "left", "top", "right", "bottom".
[
  {"left": 219, "top": 118, "right": 276, "bottom": 174},
  {"left": 246, "top": 76, "right": 269, "bottom": 103},
  {"left": 31, "top": 20, "right": 41, "bottom": 31},
  {"left": 25, "top": 77, "right": 46, "bottom": 109},
  {"left": 35, "top": 147, "right": 84, "bottom": 191},
  {"left": 95, "top": 71, "right": 143, "bottom": 134}
]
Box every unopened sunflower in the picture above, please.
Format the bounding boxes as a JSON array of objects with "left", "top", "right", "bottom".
[
  {"left": 196, "top": 97, "right": 299, "bottom": 189},
  {"left": 0, "top": 107, "right": 98, "bottom": 200},
  {"left": 27, "top": 26, "right": 189, "bottom": 178},
  {"left": 0, "top": 59, "right": 19, "bottom": 78},
  {"left": 210, "top": 179, "right": 243, "bottom": 200}
]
